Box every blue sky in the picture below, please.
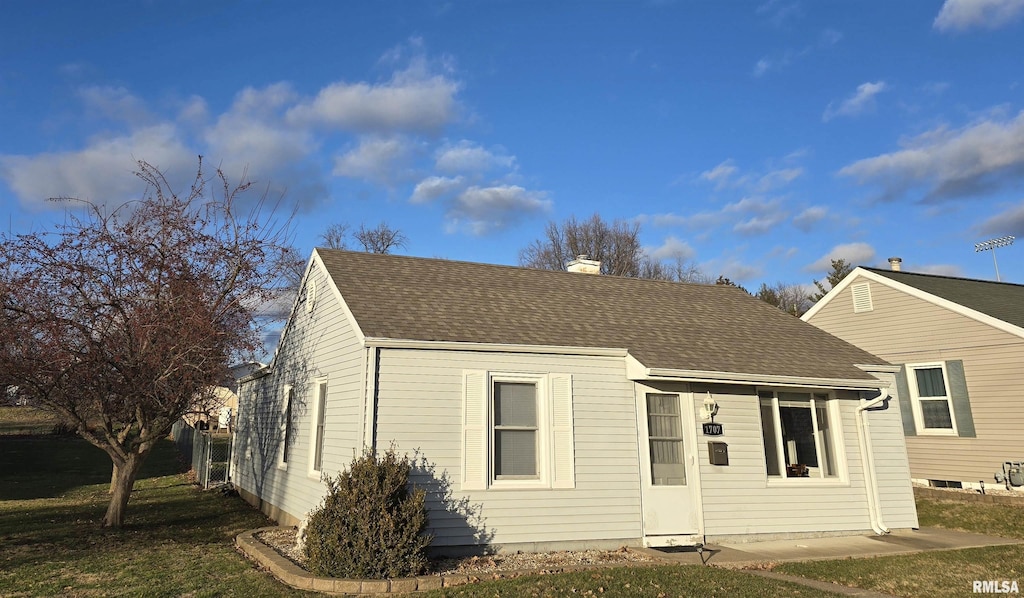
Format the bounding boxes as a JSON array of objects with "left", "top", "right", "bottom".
[{"left": 3, "top": 0, "right": 1024, "bottom": 289}]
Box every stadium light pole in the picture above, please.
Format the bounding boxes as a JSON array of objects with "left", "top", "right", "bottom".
[{"left": 974, "top": 236, "right": 1015, "bottom": 282}]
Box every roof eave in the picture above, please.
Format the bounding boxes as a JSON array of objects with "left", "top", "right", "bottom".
[
  {"left": 363, "top": 337, "right": 630, "bottom": 357},
  {"left": 633, "top": 366, "right": 886, "bottom": 391}
]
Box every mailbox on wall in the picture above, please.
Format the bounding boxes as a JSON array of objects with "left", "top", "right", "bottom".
[{"left": 708, "top": 441, "right": 729, "bottom": 466}]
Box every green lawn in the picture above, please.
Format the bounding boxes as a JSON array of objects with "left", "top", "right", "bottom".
[
  {"left": 0, "top": 434, "right": 311, "bottom": 597},
  {"left": 0, "top": 406, "right": 57, "bottom": 435},
  {"left": 0, "top": 433, "right": 839, "bottom": 597},
  {"left": 777, "top": 496, "right": 1024, "bottom": 598}
]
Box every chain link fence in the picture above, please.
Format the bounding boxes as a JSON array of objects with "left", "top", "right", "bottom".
[{"left": 171, "top": 420, "right": 233, "bottom": 489}]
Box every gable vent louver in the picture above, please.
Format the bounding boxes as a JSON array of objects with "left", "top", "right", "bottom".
[{"left": 852, "top": 282, "right": 873, "bottom": 313}]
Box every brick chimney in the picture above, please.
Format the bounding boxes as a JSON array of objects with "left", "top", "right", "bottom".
[
  {"left": 567, "top": 255, "right": 601, "bottom": 274},
  {"left": 888, "top": 256, "right": 902, "bottom": 272}
]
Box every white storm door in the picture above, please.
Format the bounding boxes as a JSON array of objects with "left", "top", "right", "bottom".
[{"left": 637, "top": 389, "right": 699, "bottom": 539}]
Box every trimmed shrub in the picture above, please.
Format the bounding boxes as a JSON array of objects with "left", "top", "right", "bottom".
[{"left": 304, "top": 448, "right": 432, "bottom": 579}]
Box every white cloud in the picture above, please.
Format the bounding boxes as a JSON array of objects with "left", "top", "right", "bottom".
[
  {"left": 704, "top": 257, "right": 763, "bottom": 282},
  {"left": 77, "top": 85, "right": 152, "bottom": 125},
  {"left": 805, "top": 242, "right": 876, "bottom": 272},
  {"left": 435, "top": 140, "right": 515, "bottom": 174},
  {"left": 410, "top": 175, "right": 465, "bottom": 204},
  {"left": 823, "top": 81, "right": 887, "bottom": 122},
  {"left": 285, "top": 66, "right": 460, "bottom": 134},
  {"left": 640, "top": 211, "right": 724, "bottom": 230},
  {"left": 699, "top": 159, "right": 739, "bottom": 188},
  {"left": 755, "top": 167, "right": 803, "bottom": 191},
  {"left": 752, "top": 29, "right": 842, "bottom": 77},
  {"left": 978, "top": 200, "right": 1024, "bottom": 236},
  {"left": 332, "top": 136, "right": 415, "bottom": 186},
  {"left": 915, "top": 263, "right": 965, "bottom": 276},
  {"left": 724, "top": 197, "right": 788, "bottom": 235},
  {"left": 647, "top": 236, "right": 696, "bottom": 261},
  {"left": 447, "top": 185, "right": 551, "bottom": 235},
  {"left": 793, "top": 206, "right": 829, "bottom": 231},
  {"left": 0, "top": 124, "right": 195, "bottom": 209},
  {"left": 838, "top": 110, "right": 1024, "bottom": 202},
  {"left": 934, "top": 0, "right": 1024, "bottom": 32}
]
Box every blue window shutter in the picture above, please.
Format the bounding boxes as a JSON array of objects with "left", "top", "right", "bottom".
[
  {"left": 894, "top": 366, "right": 916, "bottom": 436},
  {"left": 945, "top": 360, "right": 976, "bottom": 438}
]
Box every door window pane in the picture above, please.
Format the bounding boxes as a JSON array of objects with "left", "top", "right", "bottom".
[{"left": 646, "top": 394, "right": 686, "bottom": 485}]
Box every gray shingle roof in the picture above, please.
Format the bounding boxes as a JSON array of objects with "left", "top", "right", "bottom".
[
  {"left": 863, "top": 267, "right": 1024, "bottom": 329},
  {"left": 318, "top": 250, "right": 883, "bottom": 381}
]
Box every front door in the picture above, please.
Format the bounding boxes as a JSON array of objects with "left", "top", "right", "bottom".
[{"left": 636, "top": 386, "right": 700, "bottom": 545}]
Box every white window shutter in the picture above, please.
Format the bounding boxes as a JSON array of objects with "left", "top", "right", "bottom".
[
  {"left": 461, "top": 371, "right": 488, "bottom": 490},
  {"left": 550, "top": 373, "right": 576, "bottom": 489}
]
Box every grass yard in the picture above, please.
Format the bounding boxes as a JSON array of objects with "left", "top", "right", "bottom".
[
  {"left": 777, "top": 496, "right": 1024, "bottom": 598},
  {"left": 0, "top": 434, "right": 311, "bottom": 597},
  {"left": 0, "top": 406, "right": 57, "bottom": 436},
  {"left": 0, "top": 433, "right": 843, "bottom": 597},
  {"left": 420, "top": 565, "right": 840, "bottom": 597}
]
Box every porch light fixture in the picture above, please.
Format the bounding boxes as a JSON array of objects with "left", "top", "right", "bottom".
[
  {"left": 701, "top": 392, "right": 719, "bottom": 422},
  {"left": 974, "top": 235, "right": 1015, "bottom": 282}
]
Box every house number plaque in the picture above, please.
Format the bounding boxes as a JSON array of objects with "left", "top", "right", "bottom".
[{"left": 702, "top": 422, "right": 723, "bottom": 436}]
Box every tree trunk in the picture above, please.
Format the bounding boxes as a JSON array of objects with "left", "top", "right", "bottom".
[
  {"left": 109, "top": 463, "right": 119, "bottom": 494},
  {"left": 102, "top": 453, "right": 146, "bottom": 528}
]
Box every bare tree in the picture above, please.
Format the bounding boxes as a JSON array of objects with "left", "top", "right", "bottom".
[
  {"left": 319, "top": 223, "right": 350, "bottom": 250},
  {"left": 520, "top": 213, "right": 709, "bottom": 282},
  {"left": 756, "top": 282, "right": 811, "bottom": 316},
  {"left": 810, "top": 258, "right": 854, "bottom": 302},
  {"left": 353, "top": 222, "right": 408, "bottom": 254},
  {"left": 0, "top": 158, "right": 291, "bottom": 527}
]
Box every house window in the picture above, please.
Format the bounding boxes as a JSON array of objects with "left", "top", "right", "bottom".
[
  {"left": 461, "top": 371, "right": 575, "bottom": 491},
  {"left": 646, "top": 394, "right": 686, "bottom": 486},
  {"left": 310, "top": 380, "right": 327, "bottom": 474},
  {"left": 907, "top": 363, "right": 956, "bottom": 434},
  {"left": 278, "top": 385, "right": 293, "bottom": 468},
  {"left": 492, "top": 381, "right": 539, "bottom": 479},
  {"left": 759, "top": 391, "right": 837, "bottom": 479}
]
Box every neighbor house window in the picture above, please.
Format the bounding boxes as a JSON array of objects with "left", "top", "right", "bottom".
[
  {"left": 759, "top": 391, "right": 837, "bottom": 479},
  {"left": 646, "top": 394, "right": 686, "bottom": 486},
  {"left": 310, "top": 380, "right": 327, "bottom": 475},
  {"left": 492, "top": 381, "right": 539, "bottom": 479},
  {"left": 907, "top": 363, "right": 956, "bottom": 435},
  {"left": 278, "top": 385, "right": 293, "bottom": 468}
]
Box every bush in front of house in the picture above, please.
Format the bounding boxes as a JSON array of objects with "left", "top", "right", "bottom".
[{"left": 304, "top": 448, "right": 432, "bottom": 579}]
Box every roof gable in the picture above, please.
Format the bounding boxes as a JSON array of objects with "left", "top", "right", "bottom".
[
  {"left": 316, "top": 250, "right": 882, "bottom": 382},
  {"left": 861, "top": 268, "right": 1024, "bottom": 330}
]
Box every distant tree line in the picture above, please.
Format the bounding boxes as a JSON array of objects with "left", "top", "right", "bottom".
[{"left": 518, "top": 213, "right": 856, "bottom": 317}]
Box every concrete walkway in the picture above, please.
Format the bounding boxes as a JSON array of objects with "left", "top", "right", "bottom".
[{"left": 641, "top": 527, "right": 1023, "bottom": 597}]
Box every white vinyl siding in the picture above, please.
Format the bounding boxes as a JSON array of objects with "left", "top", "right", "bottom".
[
  {"left": 376, "top": 350, "right": 638, "bottom": 548},
  {"left": 807, "top": 275, "right": 1024, "bottom": 485},
  {"left": 233, "top": 263, "right": 365, "bottom": 525},
  {"left": 690, "top": 382, "right": 918, "bottom": 537}
]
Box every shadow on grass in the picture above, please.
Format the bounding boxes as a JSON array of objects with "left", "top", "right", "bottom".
[{"left": 0, "top": 434, "right": 185, "bottom": 501}]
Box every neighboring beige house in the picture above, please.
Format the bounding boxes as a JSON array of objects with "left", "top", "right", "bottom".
[
  {"left": 233, "top": 249, "right": 918, "bottom": 554},
  {"left": 803, "top": 261, "right": 1024, "bottom": 490}
]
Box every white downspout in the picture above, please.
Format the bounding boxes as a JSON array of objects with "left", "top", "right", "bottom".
[{"left": 856, "top": 388, "right": 890, "bottom": 535}]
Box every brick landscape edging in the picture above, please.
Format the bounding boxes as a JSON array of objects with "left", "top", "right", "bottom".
[{"left": 236, "top": 527, "right": 670, "bottom": 596}]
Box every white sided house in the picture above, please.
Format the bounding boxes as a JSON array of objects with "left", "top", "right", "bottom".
[
  {"left": 803, "top": 261, "right": 1024, "bottom": 491},
  {"left": 232, "top": 250, "right": 918, "bottom": 553}
]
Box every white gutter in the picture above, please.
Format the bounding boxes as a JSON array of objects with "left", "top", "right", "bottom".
[
  {"left": 856, "top": 387, "right": 891, "bottom": 535},
  {"left": 363, "top": 337, "right": 629, "bottom": 357}
]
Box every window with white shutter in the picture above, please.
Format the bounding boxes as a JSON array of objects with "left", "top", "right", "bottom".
[{"left": 461, "top": 370, "right": 576, "bottom": 491}]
